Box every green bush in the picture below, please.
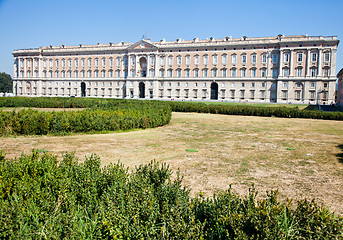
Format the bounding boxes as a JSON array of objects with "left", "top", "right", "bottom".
[
  {"left": 167, "top": 101, "right": 343, "bottom": 121},
  {"left": 0, "top": 151, "right": 342, "bottom": 239},
  {"left": 0, "top": 99, "right": 172, "bottom": 136}
]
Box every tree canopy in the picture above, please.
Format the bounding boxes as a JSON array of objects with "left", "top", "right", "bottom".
[{"left": 0, "top": 72, "right": 12, "bottom": 93}]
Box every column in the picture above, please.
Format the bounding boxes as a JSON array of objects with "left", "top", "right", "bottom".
[
  {"left": 316, "top": 49, "right": 321, "bottom": 77},
  {"left": 289, "top": 49, "right": 293, "bottom": 77},
  {"left": 306, "top": 49, "right": 311, "bottom": 77},
  {"left": 147, "top": 55, "right": 150, "bottom": 77},
  {"left": 267, "top": 51, "right": 272, "bottom": 78},
  {"left": 330, "top": 49, "right": 337, "bottom": 78},
  {"left": 279, "top": 50, "right": 283, "bottom": 79}
]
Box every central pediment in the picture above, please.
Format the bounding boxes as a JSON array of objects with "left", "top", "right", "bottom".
[{"left": 127, "top": 39, "right": 158, "bottom": 50}]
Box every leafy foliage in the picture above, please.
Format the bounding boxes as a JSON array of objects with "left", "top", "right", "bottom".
[
  {"left": 0, "top": 98, "right": 171, "bottom": 136},
  {"left": 0, "top": 72, "right": 12, "bottom": 93},
  {"left": 0, "top": 151, "right": 342, "bottom": 239},
  {"left": 167, "top": 101, "right": 343, "bottom": 121}
]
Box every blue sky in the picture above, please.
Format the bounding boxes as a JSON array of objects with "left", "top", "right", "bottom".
[{"left": 0, "top": 0, "right": 342, "bottom": 77}]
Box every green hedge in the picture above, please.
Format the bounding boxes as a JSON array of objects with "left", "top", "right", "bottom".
[
  {"left": 0, "top": 151, "right": 342, "bottom": 239},
  {"left": 0, "top": 99, "right": 171, "bottom": 136},
  {"left": 167, "top": 101, "right": 343, "bottom": 120}
]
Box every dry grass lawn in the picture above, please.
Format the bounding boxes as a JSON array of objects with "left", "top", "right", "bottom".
[{"left": 1, "top": 112, "right": 343, "bottom": 214}]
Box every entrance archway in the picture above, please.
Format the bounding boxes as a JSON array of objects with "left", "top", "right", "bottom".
[
  {"left": 81, "top": 82, "right": 86, "bottom": 97},
  {"left": 210, "top": 82, "right": 218, "bottom": 100},
  {"left": 139, "top": 82, "right": 145, "bottom": 98}
]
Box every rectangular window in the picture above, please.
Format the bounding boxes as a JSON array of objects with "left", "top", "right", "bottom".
[
  {"left": 311, "top": 53, "right": 317, "bottom": 62},
  {"left": 311, "top": 68, "right": 317, "bottom": 77},
  {"left": 168, "top": 56, "right": 173, "bottom": 66},
  {"left": 177, "top": 56, "right": 182, "bottom": 65},
  {"left": 194, "top": 56, "right": 199, "bottom": 65},
  {"left": 168, "top": 69, "right": 172, "bottom": 77},
  {"left": 160, "top": 69, "right": 165, "bottom": 77},
  {"left": 261, "top": 82, "right": 265, "bottom": 88},
  {"left": 284, "top": 53, "right": 289, "bottom": 63},
  {"left": 177, "top": 69, "right": 181, "bottom": 77},
  {"left": 75, "top": 71, "right": 78, "bottom": 78},
  {"left": 241, "top": 69, "right": 246, "bottom": 77},
  {"left": 231, "top": 82, "right": 235, "bottom": 88},
  {"left": 213, "top": 55, "right": 218, "bottom": 65},
  {"left": 203, "top": 55, "right": 208, "bottom": 65},
  {"left": 150, "top": 56, "right": 155, "bottom": 65},
  {"left": 251, "top": 54, "right": 257, "bottom": 64},
  {"left": 222, "top": 69, "right": 227, "bottom": 77},
  {"left": 102, "top": 58, "right": 106, "bottom": 66},
  {"left": 283, "top": 82, "right": 287, "bottom": 88},
  {"left": 68, "top": 59, "right": 72, "bottom": 67},
  {"left": 297, "top": 53, "right": 303, "bottom": 62},
  {"left": 88, "top": 58, "right": 92, "bottom": 67},
  {"left": 241, "top": 55, "right": 247, "bottom": 64},
  {"left": 231, "top": 69, "right": 236, "bottom": 77},
  {"left": 160, "top": 57, "right": 165, "bottom": 65},
  {"left": 116, "top": 58, "right": 120, "bottom": 67},
  {"left": 251, "top": 69, "right": 256, "bottom": 77},
  {"left": 310, "top": 82, "right": 315, "bottom": 88},
  {"left": 203, "top": 69, "right": 208, "bottom": 77},
  {"left": 185, "top": 69, "right": 190, "bottom": 77},
  {"left": 232, "top": 55, "right": 237, "bottom": 64},
  {"left": 261, "top": 54, "right": 267, "bottom": 64},
  {"left": 283, "top": 68, "right": 289, "bottom": 77},
  {"left": 222, "top": 55, "right": 227, "bottom": 64},
  {"left": 49, "top": 59, "right": 53, "bottom": 67},
  {"left": 75, "top": 59, "right": 79, "bottom": 67},
  {"left": 186, "top": 55, "right": 190, "bottom": 65},
  {"left": 297, "top": 68, "right": 302, "bottom": 77},
  {"left": 81, "top": 59, "right": 85, "bottom": 67},
  {"left": 212, "top": 69, "right": 217, "bottom": 77},
  {"left": 324, "top": 53, "right": 330, "bottom": 62},
  {"left": 109, "top": 58, "right": 113, "bottom": 66},
  {"left": 272, "top": 54, "right": 278, "bottom": 63},
  {"left": 324, "top": 68, "right": 330, "bottom": 77},
  {"left": 194, "top": 69, "right": 199, "bottom": 77},
  {"left": 261, "top": 69, "right": 266, "bottom": 77}
]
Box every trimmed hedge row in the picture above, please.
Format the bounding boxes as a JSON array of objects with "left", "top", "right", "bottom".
[
  {"left": 167, "top": 101, "right": 343, "bottom": 120},
  {"left": 0, "top": 101, "right": 171, "bottom": 136},
  {"left": 0, "top": 151, "right": 342, "bottom": 239}
]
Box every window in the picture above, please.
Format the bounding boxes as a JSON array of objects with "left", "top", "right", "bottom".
[
  {"left": 283, "top": 82, "right": 287, "bottom": 88},
  {"left": 185, "top": 55, "right": 190, "bottom": 65},
  {"left": 48, "top": 59, "right": 52, "bottom": 68},
  {"left": 252, "top": 82, "right": 255, "bottom": 88},
  {"left": 150, "top": 56, "right": 155, "bottom": 65},
  {"left": 231, "top": 54, "right": 237, "bottom": 64},
  {"left": 297, "top": 68, "right": 302, "bottom": 77},
  {"left": 160, "top": 69, "right": 165, "bottom": 77},
  {"left": 311, "top": 52, "right": 317, "bottom": 62},
  {"left": 102, "top": 58, "right": 106, "bottom": 66},
  {"left": 168, "top": 56, "right": 173, "bottom": 66},
  {"left": 241, "top": 54, "right": 247, "bottom": 64},
  {"left": 272, "top": 54, "right": 278, "bottom": 63},
  {"left": 261, "top": 82, "right": 265, "bottom": 88},
  {"left": 116, "top": 70, "right": 120, "bottom": 78},
  {"left": 177, "top": 55, "right": 182, "bottom": 65},
  {"left": 213, "top": 55, "right": 218, "bottom": 64},
  {"left": 251, "top": 69, "right": 256, "bottom": 77},
  {"left": 150, "top": 69, "right": 155, "bottom": 77},
  {"left": 62, "top": 71, "right": 65, "bottom": 78},
  {"left": 231, "top": 68, "right": 236, "bottom": 77},
  {"left": 168, "top": 69, "right": 173, "bottom": 77},
  {"left": 222, "top": 69, "right": 227, "bottom": 77},
  {"left": 68, "top": 59, "right": 72, "bottom": 67},
  {"left": 75, "top": 58, "right": 79, "bottom": 67},
  {"left": 49, "top": 71, "right": 52, "bottom": 78},
  {"left": 251, "top": 54, "right": 257, "bottom": 64},
  {"left": 102, "top": 70, "right": 106, "bottom": 78},
  {"left": 109, "top": 70, "right": 113, "bottom": 78},
  {"left": 116, "top": 58, "right": 120, "bottom": 67},
  {"left": 310, "top": 82, "right": 315, "bottom": 88},
  {"left": 212, "top": 69, "right": 217, "bottom": 77},
  {"left": 94, "top": 58, "right": 99, "bottom": 67},
  {"left": 62, "top": 59, "right": 66, "bottom": 67},
  {"left": 88, "top": 58, "right": 92, "bottom": 67},
  {"left": 231, "top": 82, "right": 235, "bottom": 88},
  {"left": 241, "top": 69, "right": 246, "bottom": 77},
  {"left": 194, "top": 55, "right": 199, "bottom": 65},
  {"left": 194, "top": 69, "right": 199, "bottom": 77},
  {"left": 203, "top": 55, "right": 208, "bottom": 65},
  {"left": 21, "top": 59, "right": 25, "bottom": 67},
  {"left": 203, "top": 69, "right": 208, "bottom": 77},
  {"left": 68, "top": 71, "right": 72, "bottom": 78},
  {"left": 297, "top": 53, "right": 303, "bottom": 62},
  {"left": 284, "top": 53, "right": 289, "bottom": 63},
  {"left": 261, "top": 68, "right": 266, "bottom": 77},
  {"left": 109, "top": 57, "right": 113, "bottom": 66},
  {"left": 81, "top": 71, "right": 85, "bottom": 78},
  {"left": 272, "top": 69, "right": 278, "bottom": 78},
  {"left": 261, "top": 54, "right": 267, "bottom": 64},
  {"left": 323, "top": 68, "right": 330, "bottom": 77},
  {"left": 283, "top": 68, "right": 289, "bottom": 77},
  {"left": 311, "top": 68, "right": 317, "bottom": 77},
  {"left": 81, "top": 58, "right": 85, "bottom": 67},
  {"left": 56, "top": 71, "right": 59, "bottom": 78},
  {"left": 75, "top": 71, "right": 78, "bottom": 78},
  {"left": 222, "top": 54, "right": 227, "bottom": 64},
  {"left": 324, "top": 53, "right": 330, "bottom": 62},
  {"left": 88, "top": 71, "right": 92, "bottom": 78},
  {"left": 324, "top": 83, "right": 328, "bottom": 88},
  {"left": 185, "top": 69, "right": 190, "bottom": 77},
  {"left": 56, "top": 59, "right": 59, "bottom": 67},
  {"left": 160, "top": 56, "right": 165, "bottom": 65}
]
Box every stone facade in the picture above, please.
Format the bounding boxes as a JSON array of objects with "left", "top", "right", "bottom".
[
  {"left": 12, "top": 34, "right": 339, "bottom": 104},
  {"left": 337, "top": 68, "right": 343, "bottom": 106}
]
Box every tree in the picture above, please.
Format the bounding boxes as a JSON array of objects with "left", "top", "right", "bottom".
[{"left": 0, "top": 72, "right": 12, "bottom": 93}]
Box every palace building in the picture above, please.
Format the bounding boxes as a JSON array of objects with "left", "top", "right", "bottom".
[{"left": 12, "top": 34, "right": 339, "bottom": 104}]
